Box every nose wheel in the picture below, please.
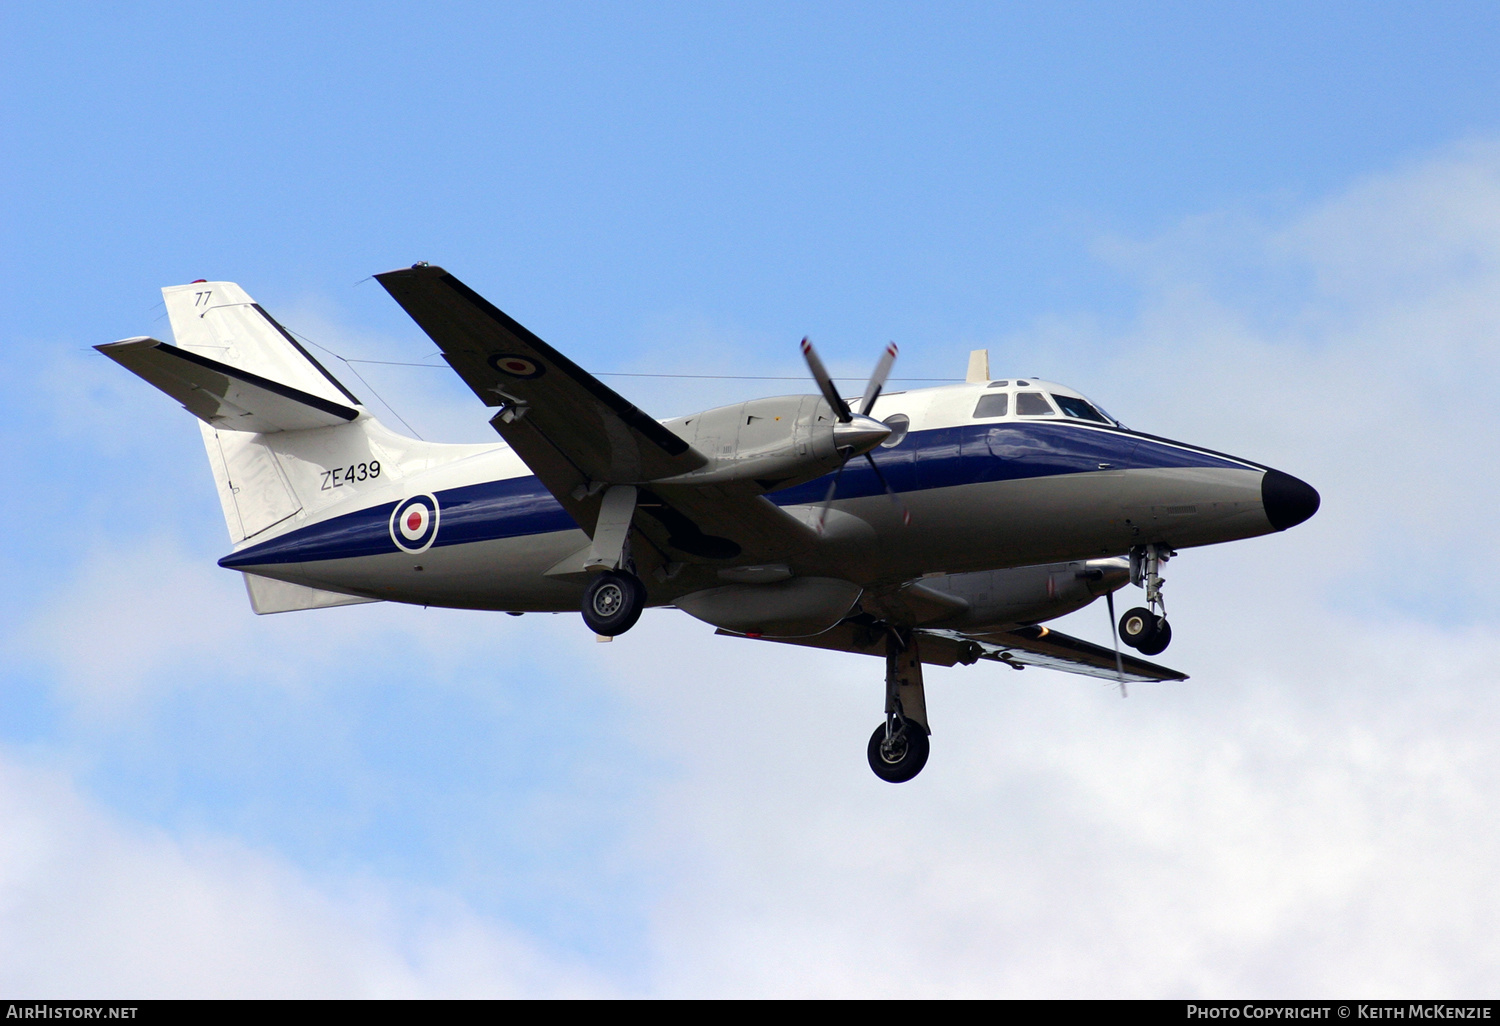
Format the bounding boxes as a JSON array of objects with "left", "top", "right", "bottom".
[
  {"left": 581, "top": 570, "right": 646, "bottom": 636},
  {"left": 1119, "top": 606, "right": 1172, "bottom": 656}
]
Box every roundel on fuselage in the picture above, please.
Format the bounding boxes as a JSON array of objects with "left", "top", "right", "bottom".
[{"left": 390, "top": 494, "right": 441, "bottom": 553}]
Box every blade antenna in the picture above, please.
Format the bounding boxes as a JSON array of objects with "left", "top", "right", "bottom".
[
  {"left": 1106, "top": 590, "right": 1128, "bottom": 699},
  {"left": 801, "top": 337, "right": 852, "bottom": 422}
]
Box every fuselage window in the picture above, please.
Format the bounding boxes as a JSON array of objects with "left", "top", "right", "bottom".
[
  {"left": 1052, "top": 394, "right": 1109, "bottom": 423},
  {"left": 972, "top": 393, "right": 1008, "bottom": 418},
  {"left": 1014, "top": 391, "right": 1056, "bottom": 416},
  {"left": 987, "top": 380, "right": 1009, "bottom": 388}
]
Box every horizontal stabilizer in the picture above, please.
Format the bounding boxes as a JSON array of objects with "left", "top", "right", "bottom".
[
  {"left": 242, "top": 573, "right": 379, "bottom": 614},
  {"left": 97, "top": 337, "right": 359, "bottom": 433}
]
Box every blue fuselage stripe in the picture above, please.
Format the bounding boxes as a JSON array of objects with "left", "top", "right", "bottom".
[{"left": 219, "top": 422, "right": 1254, "bottom": 568}]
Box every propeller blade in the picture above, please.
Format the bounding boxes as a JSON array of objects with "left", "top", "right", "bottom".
[
  {"left": 800, "top": 337, "right": 852, "bottom": 422},
  {"left": 863, "top": 452, "right": 911, "bottom": 526},
  {"left": 1106, "top": 590, "right": 1128, "bottom": 699},
  {"left": 815, "top": 461, "right": 847, "bottom": 532},
  {"left": 858, "top": 342, "right": 899, "bottom": 417}
]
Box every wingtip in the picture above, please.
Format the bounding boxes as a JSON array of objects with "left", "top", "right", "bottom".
[{"left": 374, "top": 262, "right": 448, "bottom": 283}]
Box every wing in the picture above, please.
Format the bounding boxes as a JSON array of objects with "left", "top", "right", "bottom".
[
  {"left": 719, "top": 619, "right": 1186, "bottom": 684},
  {"left": 376, "top": 264, "right": 705, "bottom": 484},
  {"left": 376, "top": 265, "right": 817, "bottom": 566},
  {"left": 958, "top": 624, "right": 1187, "bottom": 682}
]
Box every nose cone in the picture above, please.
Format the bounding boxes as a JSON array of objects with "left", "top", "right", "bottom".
[
  {"left": 1262, "top": 469, "right": 1321, "bottom": 531},
  {"left": 832, "top": 414, "right": 891, "bottom": 457}
]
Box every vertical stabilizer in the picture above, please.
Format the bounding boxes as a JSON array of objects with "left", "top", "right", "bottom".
[
  {"left": 154, "top": 280, "right": 366, "bottom": 545},
  {"left": 161, "top": 282, "right": 360, "bottom": 411}
]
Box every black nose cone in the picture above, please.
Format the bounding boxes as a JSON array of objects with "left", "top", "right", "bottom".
[{"left": 1262, "top": 469, "right": 1320, "bottom": 531}]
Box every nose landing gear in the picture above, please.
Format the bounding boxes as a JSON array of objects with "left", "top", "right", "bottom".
[{"left": 1119, "top": 543, "right": 1174, "bottom": 656}]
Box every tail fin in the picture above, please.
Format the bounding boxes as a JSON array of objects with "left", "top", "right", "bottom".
[
  {"left": 101, "top": 280, "right": 384, "bottom": 614},
  {"left": 158, "top": 281, "right": 361, "bottom": 412},
  {"left": 99, "top": 280, "right": 370, "bottom": 544}
]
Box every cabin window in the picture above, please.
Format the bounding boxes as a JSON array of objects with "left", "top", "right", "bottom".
[
  {"left": 1014, "top": 391, "right": 1056, "bottom": 416},
  {"left": 880, "top": 413, "right": 910, "bottom": 447},
  {"left": 972, "top": 393, "right": 1008, "bottom": 418},
  {"left": 1052, "top": 394, "right": 1109, "bottom": 423},
  {"left": 987, "top": 380, "right": 1009, "bottom": 388}
]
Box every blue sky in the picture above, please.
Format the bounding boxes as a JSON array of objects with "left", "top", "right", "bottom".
[{"left": 4, "top": 1, "right": 1500, "bottom": 996}]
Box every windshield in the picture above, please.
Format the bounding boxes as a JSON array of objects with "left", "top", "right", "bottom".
[{"left": 1051, "top": 394, "right": 1110, "bottom": 423}]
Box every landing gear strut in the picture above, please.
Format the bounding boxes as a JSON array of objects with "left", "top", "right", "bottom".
[
  {"left": 1119, "top": 543, "right": 1173, "bottom": 656},
  {"left": 867, "top": 629, "right": 930, "bottom": 783}
]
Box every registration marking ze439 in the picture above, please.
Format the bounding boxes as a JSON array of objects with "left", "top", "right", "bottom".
[{"left": 320, "top": 461, "right": 380, "bottom": 490}]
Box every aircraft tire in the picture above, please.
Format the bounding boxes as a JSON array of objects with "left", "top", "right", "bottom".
[
  {"left": 1118, "top": 606, "right": 1158, "bottom": 651},
  {"left": 581, "top": 571, "right": 646, "bottom": 636},
  {"left": 1135, "top": 619, "right": 1171, "bottom": 656},
  {"left": 867, "top": 721, "right": 930, "bottom": 783}
]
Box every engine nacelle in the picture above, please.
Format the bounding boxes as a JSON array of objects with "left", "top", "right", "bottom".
[
  {"left": 921, "top": 558, "right": 1130, "bottom": 631},
  {"left": 659, "top": 395, "right": 870, "bottom": 492},
  {"left": 676, "top": 576, "right": 864, "bottom": 638}
]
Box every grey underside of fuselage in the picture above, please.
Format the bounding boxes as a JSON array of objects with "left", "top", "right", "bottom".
[{"left": 246, "top": 465, "right": 1273, "bottom": 611}]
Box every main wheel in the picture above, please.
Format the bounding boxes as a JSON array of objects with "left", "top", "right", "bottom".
[
  {"left": 1136, "top": 618, "right": 1172, "bottom": 656},
  {"left": 581, "top": 571, "right": 646, "bottom": 636},
  {"left": 867, "top": 720, "right": 930, "bottom": 783},
  {"left": 1118, "top": 606, "right": 1159, "bottom": 650}
]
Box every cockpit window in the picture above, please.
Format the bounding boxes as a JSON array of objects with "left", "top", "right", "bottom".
[
  {"left": 1014, "top": 391, "right": 1056, "bottom": 416},
  {"left": 973, "top": 393, "right": 1008, "bottom": 418},
  {"left": 1052, "top": 394, "right": 1110, "bottom": 423}
]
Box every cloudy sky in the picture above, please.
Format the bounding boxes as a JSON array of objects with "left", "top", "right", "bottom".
[{"left": 3, "top": 1, "right": 1500, "bottom": 997}]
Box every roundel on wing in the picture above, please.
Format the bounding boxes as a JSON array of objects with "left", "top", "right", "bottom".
[
  {"left": 390, "top": 494, "right": 440, "bottom": 553},
  {"left": 487, "top": 353, "right": 545, "bottom": 379}
]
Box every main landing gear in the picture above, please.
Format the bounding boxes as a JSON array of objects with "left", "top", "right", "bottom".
[
  {"left": 867, "top": 629, "right": 931, "bottom": 783},
  {"left": 578, "top": 484, "right": 647, "bottom": 637},
  {"left": 1118, "top": 543, "right": 1173, "bottom": 657}
]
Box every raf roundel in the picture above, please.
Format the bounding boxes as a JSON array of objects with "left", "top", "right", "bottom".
[
  {"left": 487, "top": 353, "right": 545, "bottom": 379},
  {"left": 390, "top": 494, "right": 440, "bottom": 554}
]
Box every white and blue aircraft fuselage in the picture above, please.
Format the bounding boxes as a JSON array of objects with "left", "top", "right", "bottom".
[{"left": 101, "top": 266, "right": 1319, "bottom": 782}]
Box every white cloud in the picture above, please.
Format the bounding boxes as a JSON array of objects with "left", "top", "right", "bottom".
[{"left": 0, "top": 749, "right": 614, "bottom": 998}]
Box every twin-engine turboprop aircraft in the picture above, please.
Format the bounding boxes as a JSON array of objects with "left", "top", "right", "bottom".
[{"left": 100, "top": 265, "right": 1319, "bottom": 782}]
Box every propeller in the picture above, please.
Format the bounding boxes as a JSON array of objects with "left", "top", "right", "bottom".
[
  {"left": 1105, "top": 589, "right": 1128, "bottom": 699},
  {"left": 800, "top": 338, "right": 910, "bottom": 531}
]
